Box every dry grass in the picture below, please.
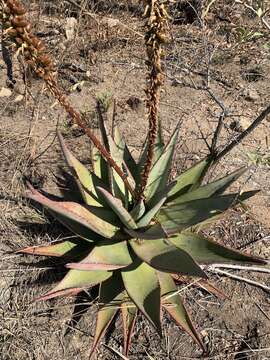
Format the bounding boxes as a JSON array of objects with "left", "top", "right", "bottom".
[{"left": 0, "top": 0, "right": 270, "bottom": 359}]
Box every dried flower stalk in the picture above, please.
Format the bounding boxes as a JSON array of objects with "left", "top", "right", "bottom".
[
  {"left": 138, "top": 0, "right": 168, "bottom": 199},
  {"left": 1, "top": 0, "right": 135, "bottom": 198}
]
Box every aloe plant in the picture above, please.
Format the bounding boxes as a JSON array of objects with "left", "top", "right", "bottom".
[{"left": 20, "top": 126, "right": 266, "bottom": 357}]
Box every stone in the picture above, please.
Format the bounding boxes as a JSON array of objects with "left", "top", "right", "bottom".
[
  {"left": 243, "top": 88, "right": 260, "bottom": 102},
  {"left": 0, "top": 87, "right": 12, "bottom": 97},
  {"left": 65, "top": 17, "right": 77, "bottom": 41}
]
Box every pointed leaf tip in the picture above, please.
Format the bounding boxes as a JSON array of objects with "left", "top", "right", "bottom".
[
  {"left": 121, "top": 261, "right": 162, "bottom": 335},
  {"left": 97, "top": 186, "right": 137, "bottom": 229},
  {"left": 159, "top": 273, "right": 205, "bottom": 351},
  {"left": 37, "top": 269, "right": 112, "bottom": 301},
  {"left": 130, "top": 238, "right": 207, "bottom": 279},
  {"left": 90, "top": 276, "right": 125, "bottom": 357},
  {"left": 121, "top": 302, "right": 137, "bottom": 356}
]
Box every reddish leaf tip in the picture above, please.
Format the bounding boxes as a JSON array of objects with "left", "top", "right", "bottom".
[{"left": 35, "top": 288, "right": 82, "bottom": 302}]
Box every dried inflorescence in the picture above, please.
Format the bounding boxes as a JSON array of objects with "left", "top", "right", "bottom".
[
  {"left": 139, "top": 0, "right": 169, "bottom": 199},
  {"left": 2, "top": 0, "right": 55, "bottom": 80},
  {"left": 1, "top": 0, "right": 135, "bottom": 198}
]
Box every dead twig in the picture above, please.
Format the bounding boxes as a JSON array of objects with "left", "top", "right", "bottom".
[
  {"left": 208, "top": 268, "right": 270, "bottom": 293},
  {"left": 215, "top": 104, "right": 270, "bottom": 161},
  {"left": 207, "top": 264, "right": 270, "bottom": 274}
]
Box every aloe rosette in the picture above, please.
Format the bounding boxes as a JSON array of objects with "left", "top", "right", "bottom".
[{"left": 20, "top": 125, "right": 266, "bottom": 357}]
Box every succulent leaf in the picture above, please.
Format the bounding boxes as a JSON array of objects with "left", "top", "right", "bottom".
[
  {"left": 37, "top": 269, "right": 112, "bottom": 301},
  {"left": 121, "top": 260, "right": 162, "bottom": 334},
  {"left": 137, "top": 195, "right": 167, "bottom": 228},
  {"left": 130, "top": 199, "right": 146, "bottom": 221},
  {"left": 90, "top": 275, "right": 125, "bottom": 358},
  {"left": 108, "top": 135, "right": 135, "bottom": 202},
  {"left": 125, "top": 225, "right": 168, "bottom": 240},
  {"left": 58, "top": 132, "right": 102, "bottom": 207},
  {"left": 167, "top": 158, "right": 212, "bottom": 202},
  {"left": 159, "top": 272, "right": 205, "bottom": 351},
  {"left": 171, "top": 274, "right": 227, "bottom": 300},
  {"left": 170, "top": 232, "right": 266, "bottom": 265},
  {"left": 18, "top": 239, "right": 88, "bottom": 258},
  {"left": 27, "top": 186, "right": 120, "bottom": 240},
  {"left": 146, "top": 181, "right": 176, "bottom": 209},
  {"left": 97, "top": 187, "right": 137, "bottom": 229},
  {"left": 66, "top": 240, "right": 132, "bottom": 270},
  {"left": 168, "top": 167, "right": 247, "bottom": 205},
  {"left": 145, "top": 123, "right": 180, "bottom": 200},
  {"left": 130, "top": 238, "right": 207, "bottom": 278},
  {"left": 92, "top": 145, "right": 109, "bottom": 185},
  {"left": 121, "top": 301, "right": 138, "bottom": 356},
  {"left": 157, "top": 191, "right": 259, "bottom": 235}
]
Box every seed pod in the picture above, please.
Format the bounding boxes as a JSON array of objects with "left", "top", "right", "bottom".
[
  {"left": 35, "top": 68, "right": 44, "bottom": 77},
  {"left": 15, "top": 36, "right": 23, "bottom": 45},
  {"left": 3, "top": 21, "right": 12, "bottom": 28},
  {"left": 6, "top": 28, "right": 17, "bottom": 37},
  {"left": 31, "top": 37, "right": 44, "bottom": 50},
  {"left": 16, "top": 27, "right": 24, "bottom": 34},
  {"left": 25, "top": 23, "right": 31, "bottom": 31},
  {"left": 38, "top": 54, "right": 52, "bottom": 67},
  {"left": 23, "top": 50, "right": 31, "bottom": 59},
  {"left": 28, "top": 45, "right": 36, "bottom": 53},
  {"left": 3, "top": 6, "right": 11, "bottom": 14},
  {"left": 11, "top": 16, "right": 28, "bottom": 28},
  {"left": 13, "top": 5, "right": 26, "bottom": 15},
  {"left": 43, "top": 73, "right": 52, "bottom": 81},
  {"left": 6, "top": 0, "right": 14, "bottom": 8},
  {"left": 26, "top": 59, "right": 35, "bottom": 68}
]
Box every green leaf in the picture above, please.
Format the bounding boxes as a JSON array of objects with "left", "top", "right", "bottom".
[
  {"left": 108, "top": 135, "right": 134, "bottom": 202},
  {"left": 115, "top": 128, "right": 139, "bottom": 184},
  {"left": 169, "top": 167, "right": 246, "bottom": 205},
  {"left": 124, "top": 224, "right": 168, "bottom": 240},
  {"left": 92, "top": 145, "right": 109, "bottom": 185},
  {"left": 159, "top": 272, "right": 205, "bottom": 351},
  {"left": 37, "top": 269, "right": 112, "bottom": 301},
  {"left": 170, "top": 232, "right": 266, "bottom": 265},
  {"left": 157, "top": 191, "right": 259, "bottom": 235},
  {"left": 145, "top": 124, "right": 180, "bottom": 200},
  {"left": 167, "top": 158, "right": 211, "bottom": 203},
  {"left": 114, "top": 126, "right": 139, "bottom": 183},
  {"left": 58, "top": 132, "right": 102, "bottom": 207},
  {"left": 18, "top": 240, "right": 89, "bottom": 258},
  {"left": 137, "top": 196, "right": 167, "bottom": 228},
  {"left": 121, "top": 301, "right": 137, "bottom": 356},
  {"left": 146, "top": 182, "right": 176, "bottom": 210},
  {"left": 130, "top": 199, "right": 145, "bottom": 221},
  {"left": 27, "top": 186, "right": 120, "bottom": 240},
  {"left": 90, "top": 275, "right": 125, "bottom": 358},
  {"left": 129, "top": 238, "right": 206, "bottom": 278},
  {"left": 121, "top": 260, "right": 162, "bottom": 334},
  {"left": 97, "top": 187, "right": 137, "bottom": 229},
  {"left": 125, "top": 224, "right": 167, "bottom": 240},
  {"left": 66, "top": 240, "right": 132, "bottom": 270}
]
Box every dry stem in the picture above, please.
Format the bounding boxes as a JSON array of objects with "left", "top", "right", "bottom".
[
  {"left": 138, "top": 0, "right": 169, "bottom": 199},
  {"left": 1, "top": 0, "right": 135, "bottom": 198}
]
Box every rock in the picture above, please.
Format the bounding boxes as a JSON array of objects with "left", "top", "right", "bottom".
[
  {"left": 65, "top": 17, "right": 77, "bottom": 41},
  {"left": 0, "top": 87, "right": 12, "bottom": 97},
  {"left": 239, "top": 116, "right": 251, "bottom": 130},
  {"left": 229, "top": 116, "right": 251, "bottom": 132},
  {"left": 104, "top": 18, "right": 120, "bottom": 28},
  {"left": 243, "top": 88, "right": 260, "bottom": 102},
  {"left": 126, "top": 96, "right": 143, "bottom": 111},
  {"left": 14, "top": 94, "right": 24, "bottom": 103}
]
